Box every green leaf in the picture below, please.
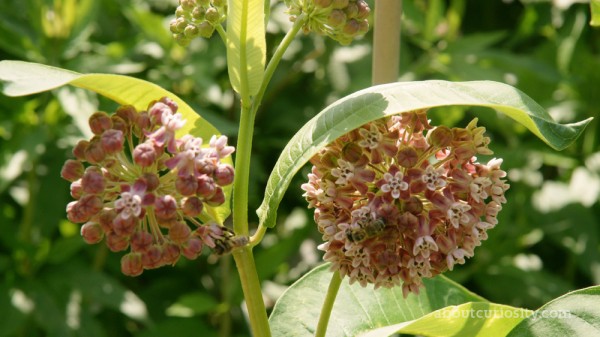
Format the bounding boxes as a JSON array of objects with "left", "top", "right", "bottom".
[
  {"left": 257, "top": 80, "right": 592, "bottom": 228},
  {"left": 270, "top": 263, "right": 498, "bottom": 337},
  {"left": 0, "top": 60, "right": 232, "bottom": 224},
  {"left": 226, "top": 0, "right": 266, "bottom": 101},
  {"left": 507, "top": 285, "right": 600, "bottom": 337},
  {"left": 591, "top": 0, "right": 600, "bottom": 26},
  {"left": 165, "top": 292, "right": 219, "bottom": 317}
]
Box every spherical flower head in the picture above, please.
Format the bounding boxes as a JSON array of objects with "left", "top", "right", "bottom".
[
  {"left": 303, "top": 111, "right": 509, "bottom": 296},
  {"left": 285, "top": 0, "right": 370, "bottom": 45},
  {"left": 61, "top": 96, "right": 238, "bottom": 276}
]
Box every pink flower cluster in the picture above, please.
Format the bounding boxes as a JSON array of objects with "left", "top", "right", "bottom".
[
  {"left": 302, "top": 110, "right": 509, "bottom": 297},
  {"left": 61, "top": 97, "right": 239, "bottom": 276}
]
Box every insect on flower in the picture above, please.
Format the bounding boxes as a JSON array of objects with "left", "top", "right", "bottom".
[{"left": 345, "top": 218, "right": 387, "bottom": 243}]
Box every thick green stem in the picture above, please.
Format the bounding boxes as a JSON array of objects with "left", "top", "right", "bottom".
[
  {"left": 233, "top": 247, "right": 271, "bottom": 337},
  {"left": 233, "top": 103, "right": 254, "bottom": 236},
  {"left": 372, "top": 0, "right": 402, "bottom": 85},
  {"left": 315, "top": 271, "right": 343, "bottom": 337}
]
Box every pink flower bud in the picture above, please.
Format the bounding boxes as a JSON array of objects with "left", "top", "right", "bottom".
[
  {"left": 356, "top": 0, "right": 370, "bottom": 19},
  {"left": 141, "top": 173, "right": 160, "bottom": 192},
  {"left": 88, "top": 111, "right": 113, "bottom": 135},
  {"left": 182, "top": 197, "right": 203, "bottom": 217},
  {"left": 213, "top": 164, "right": 234, "bottom": 186},
  {"left": 106, "top": 232, "right": 129, "bottom": 252},
  {"left": 428, "top": 126, "right": 453, "bottom": 148},
  {"left": 327, "top": 9, "right": 346, "bottom": 28},
  {"left": 121, "top": 252, "right": 143, "bottom": 276},
  {"left": 101, "top": 129, "right": 124, "bottom": 154},
  {"left": 142, "top": 244, "right": 164, "bottom": 269},
  {"left": 196, "top": 175, "right": 216, "bottom": 199},
  {"left": 70, "top": 180, "right": 83, "bottom": 199},
  {"left": 98, "top": 209, "right": 117, "bottom": 233},
  {"left": 396, "top": 147, "right": 419, "bottom": 168},
  {"left": 73, "top": 140, "right": 89, "bottom": 161},
  {"left": 206, "top": 187, "right": 225, "bottom": 206},
  {"left": 115, "top": 105, "right": 137, "bottom": 124},
  {"left": 84, "top": 137, "right": 106, "bottom": 164},
  {"left": 181, "top": 238, "right": 203, "bottom": 259},
  {"left": 131, "top": 231, "right": 153, "bottom": 252},
  {"left": 175, "top": 175, "right": 198, "bottom": 196},
  {"left": 154, "top": 195, "right": 178, "bottom": 221},
  {"left": 160, "top": 97, "right": 178, "bottom": 113},
  {"left": 112, "top": 215, "right": 137, "bottom": 236},
  {"left": 61, "top": 159, "right": 85, "bottom": 182},
  {"left": 81, "top": 167, "right": 105, "bottom": 195},
  {"left": 133, "top": 143, "right": 157, "bottom": 167},
  {"left": 169, "top": 221, "right": 191, "bottom": 244},
  {"left": 77, "top": 194, "right": 103, "bottom": 221},
  {"left": 161, "top": 243, "right": 181, "bottom": 265},
  {"left": 81, "top": 222, "right": 104, "bottom": 244},
  {"left": 148, "top": 102, "right": 171, "bottom": 125},
  {"left": 110, "top": 115, "right": 129, "bottom": 135}
]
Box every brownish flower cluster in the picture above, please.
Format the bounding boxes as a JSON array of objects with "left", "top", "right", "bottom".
[
  {"left": 61, "top": 97, "right": 241, "bottom": 276},
  {"left": 302, "top": 111, "right": 509, "bottom": 297}
]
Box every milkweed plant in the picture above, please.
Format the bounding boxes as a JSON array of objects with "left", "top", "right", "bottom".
[{"left": 0, "top": 0, "right": 597, "bottom": 336}]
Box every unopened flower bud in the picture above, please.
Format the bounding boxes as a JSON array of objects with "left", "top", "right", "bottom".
[
  {"left": 356, "top": 0, "right": 370, "bottom": 19},
  {"left": 192, "top": 6, "right": 205, "bottom": 20},
  {"left": 428, "top": 125, "right": 453, "bottom": 148},
  {"left": 81, "top": 167, "right": 105, "bottom": 195},
  {"left": 342, "top": 142, "right": 364, "bottom": 163},
  {"left": 213, "top": 164, "right": 234, "bottom": 186},
  {"left": 198, "top": 21, "right": 215, "bottom": 38},
  {"left": 160, "top": 97, "right": 178, "bottom": 113},
  {"left": 133, "top": 143, "right": 157, "bottom": 167},
  {"left": 184, "top": 24, "right": 199, "bottom": 38},
  {"left": 81, "top": 222, "right": 104, "bottom": 244},
  {"left": 70, "top": 180, "right": 83, "bottom": 199},
  {"left": 142, "top": 244, "right": 164, "bottom": 269},
  {"left": 176, "top": 175, "right": 198, "bottom": 196},
  {"left": 396, "top": 147, "right": 419, "bottom": 168},
  {"left": 404, "top": 196, "right": 423, "bottom": 215},
  {"left": 98, "top": 209, "right": 117, "bottom": 233},
  {"left": 180, "top": 0, "right": 195, "bottom": 10},
  {"left": 315, "top": 0, "right": 332, "bottom": 7},
  {"left": 205, "top": 7, "right": 220, "bottom": 24},
  {"left": 106, "top": 232, "right": 129, "bottom": 252},
  {"left": 61, "top": 159, "right": 84, "bottom": 182},
  {"left": 197, "top": 175, "right": 217, "bottom": 199},
  {"left": 85, "top": 138, "right": 106, "bottom": 164},
  {"left": 141, "top": 173, "right": 160, "bottom": 192},
  {"left": 328, "top": 9, "right": 346, "bottom": 28},
  {"left": 181, "top": 237, "right": 203, "bottom": 259},
  {"left": 332, "top": 0, "right": 349, "bottom": 9},
  {"left": 121, "top": 252, "right": 143, "bottom": 276},
  {"left": 345, "top": 2, "right": 358, "bottom": 18},
  {"left": 110, "top": 115, "right": 129, "bottom": 135},
  {"left": 182, "top": 196, "right": 203, "bottom": 217},
  {"left": 169, "top": 221, "right": 191, "bottom": 244},
  {"left": 155, "top": 195, "right": 178, "bottom": 221},
  {"left": 131, "top": 231, "right": 153, "bottom": 252},
  {"left": 343, "top": 19, "right": 360, "bottom": 35},
  {"left": 112, "top": 215, "right": 137, "bottom": 236},
  {"left": 206, "top": 187, "right": 225, "bottom": 206},
  {"left": 73, "top": 140, "right": 89, "bottom": 161},
  {"left": 101, "top": 129, "right": 124, "bottom": 154},
  {"left": 89, "top": 112, "right": 113, "bottom": 135},
  {"left": 161, "top": 243, "right": 181, "bottom": 265}
]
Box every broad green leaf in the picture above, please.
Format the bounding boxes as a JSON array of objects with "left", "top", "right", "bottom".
[
  {"left": 507, "top": 286, "right": 600, "bottom": 337},
  {"left": 591, "top": 0, "right": 600, "bottom": 26},
  {"left": 0, "top": 60, "right": 232, "bottom": 224},
  {"left": 362, "top": 302, "right": 532, "bottom": 337},
  {"left": 165, "top": 292, "right": 219, "bottom": 317},
  {"left": 226, "top": 0, "right": 266, "bottom": 101},
  {"left": 257, "top": 80, "right": 592, "bottom": 228},
  {"left": 270, "top": 263, "right": 488, "bottom": 337}
]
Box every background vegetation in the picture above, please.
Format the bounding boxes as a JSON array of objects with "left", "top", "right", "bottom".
[{"left": 0, "top": 0, "right": 598, "bottom": 336}]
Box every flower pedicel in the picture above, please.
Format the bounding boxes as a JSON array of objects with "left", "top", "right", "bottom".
[{"left": 302, "top": 110, "right": 510, "bottom": 297}]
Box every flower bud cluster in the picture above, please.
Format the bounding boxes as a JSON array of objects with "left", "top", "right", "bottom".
[
  {"left": 61, "top": 97, "right": 239, "bottom": 276},
  {"left": 170, "top": 0, "right": 227, "bottom": 46},
  {"left": 285, "top": 0, "right": 370, "bottom": 45},
  {"left": 302, "top": 111, "right": 509, "bottom": 297}
]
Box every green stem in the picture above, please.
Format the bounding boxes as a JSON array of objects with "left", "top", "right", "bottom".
[
  {"left": 233, "top": 247, "right": 271, "bottom": 337},
  {"left": 251, "top": 14, "right": 306, "bottom": 116},
  {"left": 372, "top": 0, "right": 402, "bottom": 85},
  {"left": 215, "top": 24, "right": 227, "bottom": 44},
  {"left": 315, "top": 271, "right": 343, "bottom": 337},
  {"left": 233, "top": 103, "right": 254, "bottom": 236}
]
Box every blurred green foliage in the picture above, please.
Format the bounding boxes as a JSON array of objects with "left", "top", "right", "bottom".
[{"left": 0, "top": 0, "right": 598, "bottom": 336}]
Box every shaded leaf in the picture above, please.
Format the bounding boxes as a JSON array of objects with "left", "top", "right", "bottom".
[
  {"left": 507, "top": 286, "right": 600, "bottom": 337},
  {"left": 0, "top": 60, "right": 232, "bottom": 224},
  {"left": 270, "top": 263, "right": 487, "bottom": 337},
  {"left": 226, "top": 0, "right": 266, "bottom": 101},
  {"left": 257, "top": 80, "right": 592, "bottom": 228}
]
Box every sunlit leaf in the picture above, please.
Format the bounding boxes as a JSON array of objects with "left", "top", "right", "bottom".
[
  {"left": 0, "top": 60, "right": 232, "bottom": 224},
  {"left": 226, "top": 0, "right": 265, "bottom": 101},
  {"left": 591, "top": 0, "right": 600, "bottom": 26},
  {"left": 507, "top": 285, "right": 600, "bottom": 337},
  {"left": 270, "top": 263, "right": 504, "bottom": 337},
  {"left": 257, "top": 80, "right": 593, "bottom": 228}
]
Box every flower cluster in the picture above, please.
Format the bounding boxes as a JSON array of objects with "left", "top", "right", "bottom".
[
  {"left": 302, "top": 111, "right": 509, "bottom": 297},
  {"left": 61, "top": 97, "right": 241, "bottom": 276},
  {"left": 170, "top": 0, "right": 227, "bottom": 45},
  {"left": 285, "top": 0, "right": 370, "bottom": 45}
]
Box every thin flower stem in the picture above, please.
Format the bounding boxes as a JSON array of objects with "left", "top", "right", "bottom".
[
  {"left": 232, "top": 247, "right": 272, "bottom": 337},
  {"left": 249, "top": 223, "right": 267, "bottom": 247},
  {"left": 315, "top": 271, "right": 343, "bottom": 337},
  {"left": 251, "top": 14, "right": 306, "bottom": 117},
  {"left": 215, "top": 24, "right": 227, "bottom": 46}
]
